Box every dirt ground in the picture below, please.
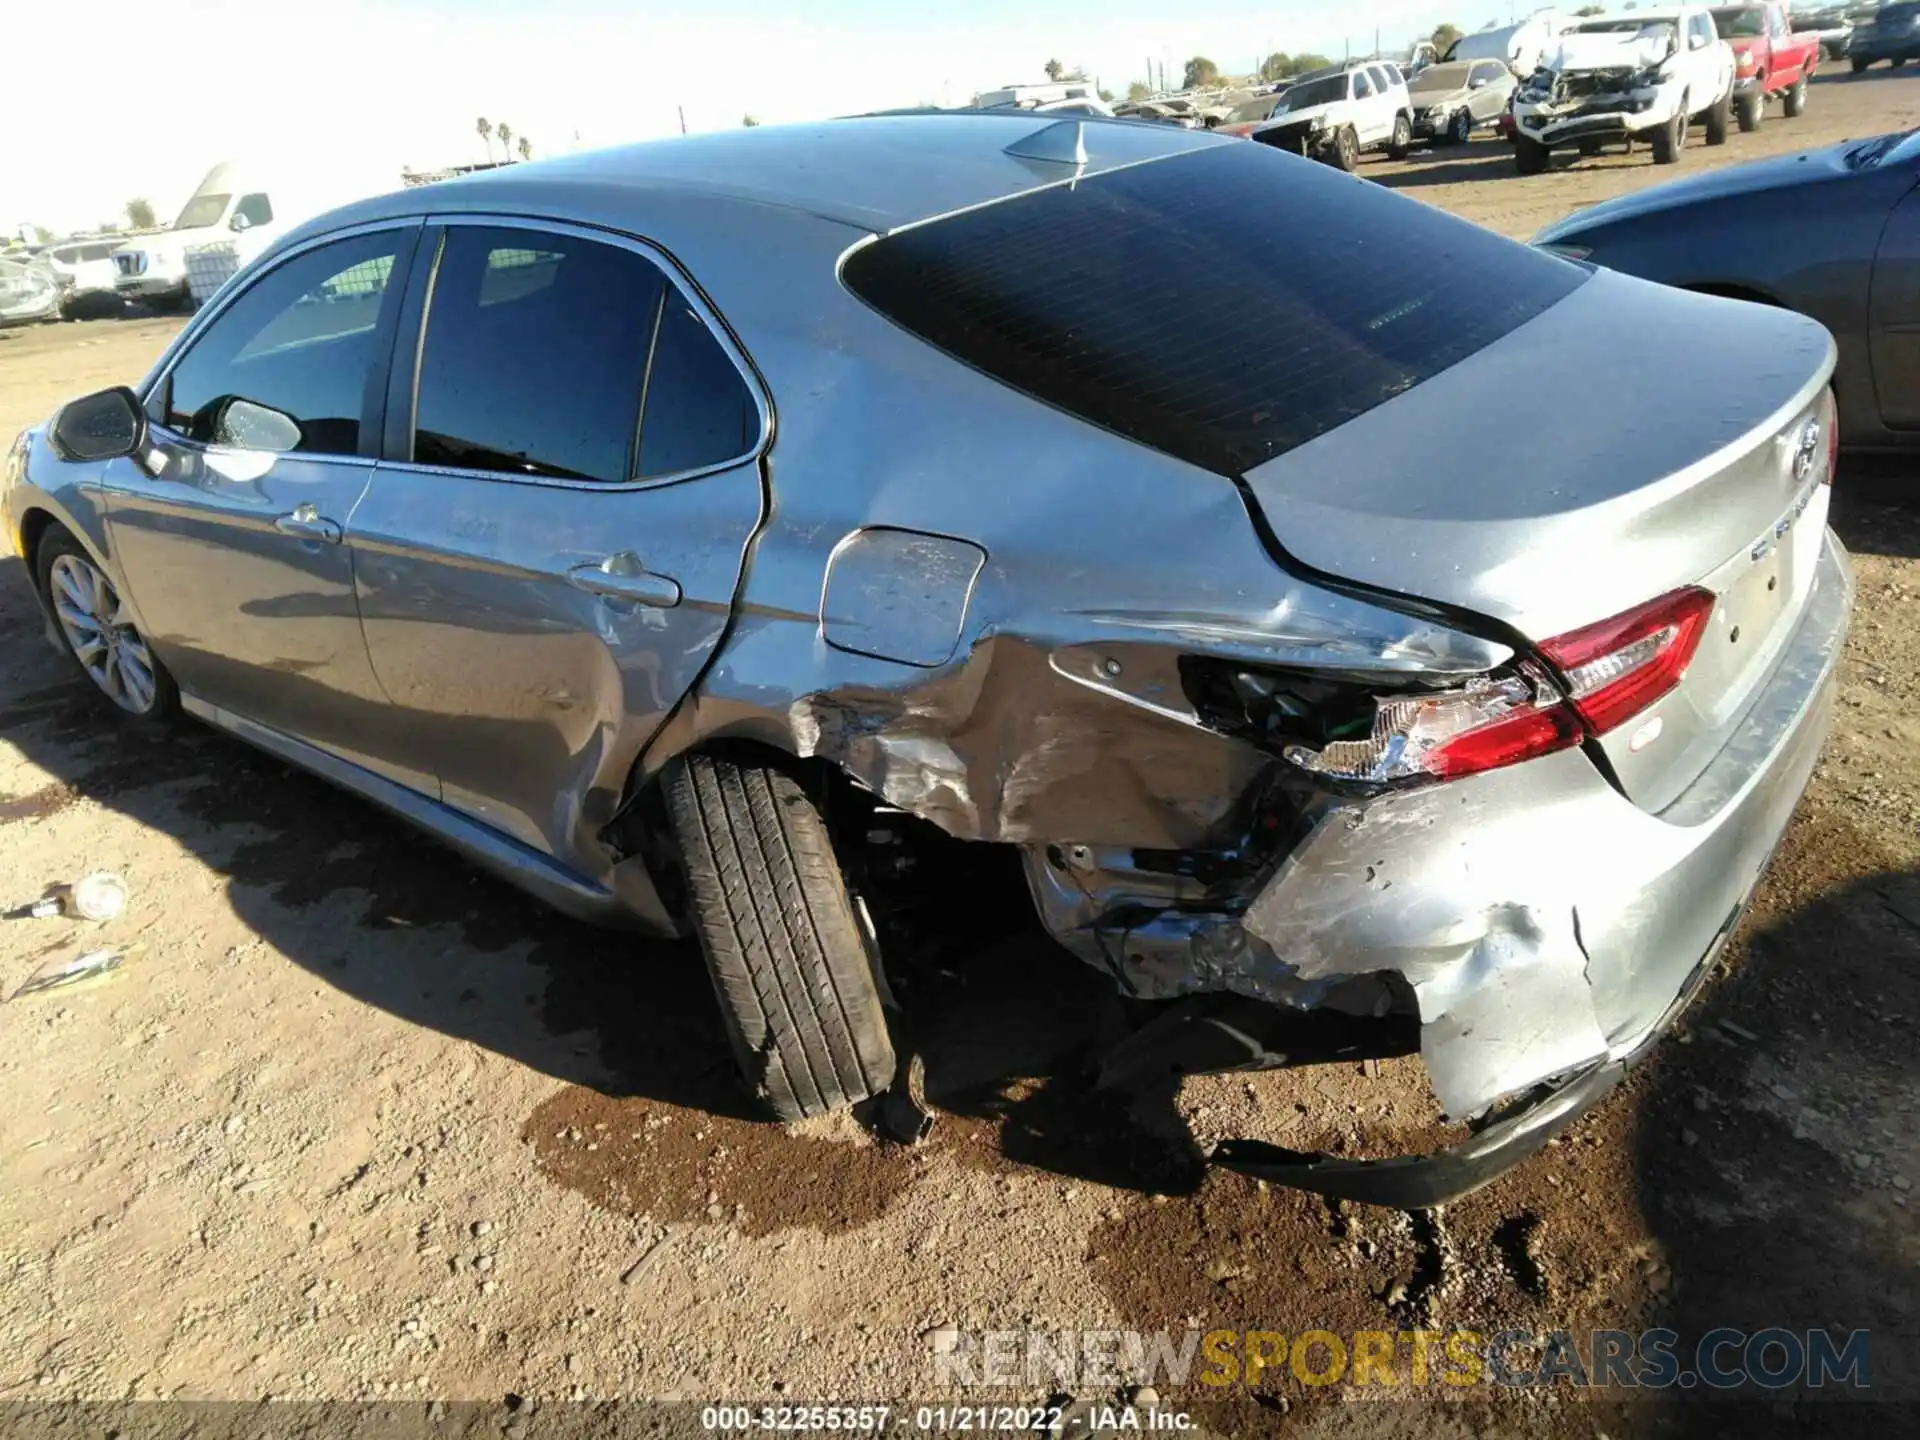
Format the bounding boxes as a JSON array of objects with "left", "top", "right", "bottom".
[{"left": 2, "top": 72, "right": 1918, "bottom": 1437}]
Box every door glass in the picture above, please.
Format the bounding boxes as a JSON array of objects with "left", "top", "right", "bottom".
[
  {"left": 162, "top": 230, "right": 403, "bottom": 455},
  {"left": 1352, "top": 71, "right": 1375, "bottom": 98},
  {"left": 235, "top": 193, "right": 274, "bottom": 227},
  {"left": 413, "top": 227, "right": 665, "bottom": 482},
  {"left": 635, "top": 290, "right": 758, "bottom": 479}
]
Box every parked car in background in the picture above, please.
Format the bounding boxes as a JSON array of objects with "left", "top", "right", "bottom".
[
  {"left": 1711, "top": 3, "right": 1820, "bottom": 129},
  {"left": 111, "top": 163, "right": 274, "bottom": 310},
  {"left": 1445, "top": 9, "right": 1570, "bottom": 77},
  {"left": 1114, "top": 100, "right": 1200, "bottom": 128},
  {"left": 1408, "top": 58, "right": 1519, "bottom": 144},
  {"left": 1248, "top": 60, "right": 1414, "bottom": 168},
  {"left": 0, "top": 255, "right": 62, "bottom": 326},
  {"left": 1534, "top": 128, "right": 1920, "bottom": 452},
  {"left": 1218, "top": 90, "right": 1293, "bottom": 137},
  {"left": 43, "top": 239, "right": 125, "bottom": 316},
  {"left": 1791, "top": 4, "right": 1856, "bottom": 59},
  {"left": 1849, "top": 1, "right": 1920, "bottom": 68},
  {"left": 1512, "top": 7, "right": 1737, "bottom": 171},
  {"left": 3, "top": 115, "right": 1850, "bottom": 1205}
]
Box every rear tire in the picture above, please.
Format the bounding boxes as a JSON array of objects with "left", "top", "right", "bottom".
[
  {"left": 1514, "top": 134, "right": 1550, "bottom": 174},
  {"left": 665, "top": 753, "right": 896, "bottom": 1122},
  {"left": 1577, "top": 137, "right": 1604, "bottom": 156},
  {"left": 1737, "top": 88, "right": 1764, "bottom": 131},
  {"left": 1783, "top": 78, "right": 1807, "bottom": 117},
  {"left": 1705, "top": 92, "right": 1732, "bottom": 144}
]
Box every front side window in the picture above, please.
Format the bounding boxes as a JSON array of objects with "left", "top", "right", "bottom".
[
  {"left": 411, "top": 227, "right": 756, "bottom": 484},
  {"left": 1352, "top": 70, "right": 1376, "bottom": 98},
  {"left": 235, "top": 193, "right": 274, "bottom": 227},
  {"left": 161, "top": 230, "right": 404, "bottom": 455},
  {"left": 1472, "top": 62, "right": 1506, "bottom": 85}
]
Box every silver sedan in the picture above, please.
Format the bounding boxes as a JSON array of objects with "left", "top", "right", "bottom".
[{"left": 2, "top": 114, "right": 1850, "bottom": 1205}]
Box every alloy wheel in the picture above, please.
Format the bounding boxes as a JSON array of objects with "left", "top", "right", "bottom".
[{"left": 48, "top": 553, "right": 160, "bottom": 714}]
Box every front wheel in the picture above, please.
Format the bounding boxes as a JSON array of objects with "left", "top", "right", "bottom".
[
  {"left": 1852, "top": 57, "right": 1870, "bottom": 73},
  {"left": 1784, "top": 78, "right": 1808, "bottom": 118},
  {"left": 35, "top": 525, "right": 177, "bottom": 721},
  {"left": 1386, "top": 113, "right": 1412, "bottom": 159},
  {"left": 1736, "top": 88, "right": 1765, "bottom": 131},
  {"left": 1514, "top": 134, "right": 1550, "bottom": 174},
  {"left": 1651, "top": 107, "right": 1688, "bottom": 164},
  {"left": 1326, "top": 124, "right": 1360, "bottom": 171},
  {"left": 1450, "top": 108, "right": 1474, "bottom": 145},
  {"left": 1705, "top": 92, "right": 1732, "bottom": 144},
  {"left": 664, "top": 753, "right": 897, "bottom": 1122}
]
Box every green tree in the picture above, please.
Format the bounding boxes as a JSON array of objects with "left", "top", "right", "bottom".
[
  {"left": 124, "top": 197, "right": 157, "bottom": 229},
  {"left": 476, "top": 116, "right": 493, "bottom": 163},
  {"left": 1182, "top": 55, "right": 1220, "bottom": 89},
  {"left": 743, "top": 114, "right": 760, "bottom": 127},
  {"left": 495, "top": 122, "right": 513, "bottom": 165},
  {"left": 1291, "top": 53, "right": 1333, "bottom": 74},
  {"left": 1044, "top": 58, "right": 1065, "bottom": 80},
  {"left": 1126, "top": 79, "right": 1153, "bottom": 101},
  {"left": 1097, "top": 86, "right": 1115, "bottom": 102},
  {"left": 1431, "top": 23, "right": 1465, "bottom": 56},
  {"left": 1575, "top": 3, "right": 1605, "bottom": 12},
  {"left": 517, "top": 135, "right": 532, "bottom": 160}
]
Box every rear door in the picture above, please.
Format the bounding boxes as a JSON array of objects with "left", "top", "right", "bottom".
[
  {"left": 348, "top": 219, "right": 767, "bottom": 868},
  {"left": 104, "top": 224, "right": 420, "bottom": 777}
]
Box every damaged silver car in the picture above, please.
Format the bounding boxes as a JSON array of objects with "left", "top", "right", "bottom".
[{"left": 3, "top": 115, "right": 1850, "bottom": 1205}]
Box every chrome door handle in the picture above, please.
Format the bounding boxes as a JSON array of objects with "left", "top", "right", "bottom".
[
  {"left": 567, "top": 553, "right": 682, "bottom": 608},
  {"left": 274, "top": 503, "right": 342, "bottom": 543}
]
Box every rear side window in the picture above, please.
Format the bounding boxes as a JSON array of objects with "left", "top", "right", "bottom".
[
  {"left": 842, "top": 143, "right": 1584, "bottom": 476},
  {"left": 412, "top": 226, "right": 756, "bottom": 483}
]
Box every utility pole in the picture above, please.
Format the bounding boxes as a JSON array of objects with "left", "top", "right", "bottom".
[{"left": 678, "top": 105, "right": 687, "bottom": 135}]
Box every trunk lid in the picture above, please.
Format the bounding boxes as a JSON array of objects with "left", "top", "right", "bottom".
[{"left": 1240, "top": 268, "right": 1835, "bottom": 811}]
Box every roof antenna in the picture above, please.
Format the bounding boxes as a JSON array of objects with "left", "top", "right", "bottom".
[{"left": 1003, "top": 119, "right": 1087, "bottom": 166}]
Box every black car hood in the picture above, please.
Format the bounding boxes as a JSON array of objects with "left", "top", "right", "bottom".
[{"left": 1533, "top": 141, "right": 1861, "bottom": 243}]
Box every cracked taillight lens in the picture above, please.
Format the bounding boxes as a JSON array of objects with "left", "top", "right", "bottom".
[{"left": 1283, "top": 587, "right": 1716, "bottom": 784}]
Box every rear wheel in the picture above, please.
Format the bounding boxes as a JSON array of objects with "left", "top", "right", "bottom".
[
  {"left": 1386, "top": 113, "right": 1412, "bottom": 159},
  {"left": 1705, "top": 92, "right": 1732, "bottom": 144},
  {"left": 1514, "top": 134, "right": 1550, "bottom": 174},
  {"left": 35, "top": 525, "right": 176, "bottom": 721},
  {"left": 1651, "top": 106, "right": 1688, "bottom": 164},
  {"left": 1852, "top": 57, "right": 1869, "bottom": 73},
  {"left": 1783, "top": 77, "right": 1808, "bottom": 118},
  {"left": 1737, "top": 87, "right": 1765, "bottom": 131},
  {"left": 665, "top": 752, "right": 896, "bottom": 1122}
]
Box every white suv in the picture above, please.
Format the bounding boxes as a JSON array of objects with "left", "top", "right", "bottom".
[
  {"left": 1511, "top": 6, "right": 1736, "bottom": 170},
  {"left": 1249, "top": 61, "right": 1415, "bottom": 169}
]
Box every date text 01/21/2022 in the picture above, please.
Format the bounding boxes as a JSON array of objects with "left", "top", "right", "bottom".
[{"left": 700, "top": 1406, "right": 1195, "bottom": 1432}]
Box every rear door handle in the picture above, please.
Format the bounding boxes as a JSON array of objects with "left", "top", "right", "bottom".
[
  {"left": 568, "top": 553, "right": 682, "bottom": 608},
  {"left": 274, "top": 503, "right": 343, "bottom": 544}
]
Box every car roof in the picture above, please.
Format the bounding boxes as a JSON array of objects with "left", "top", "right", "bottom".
[{"left": 308, "top": 114, "right": 1221, "bottom": 239}]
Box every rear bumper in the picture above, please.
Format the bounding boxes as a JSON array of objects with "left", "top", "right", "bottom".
[{"left": 1217, "top": 528, "right": 1851, "bottom": 1200}]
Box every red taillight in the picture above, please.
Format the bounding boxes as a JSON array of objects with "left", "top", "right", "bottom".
[
  {"left": 1541, "top": 586, "right": 1715, "bottom": 736},
  {"left": 1284, "top": 588, "right": 1719, "bottom": 786}
]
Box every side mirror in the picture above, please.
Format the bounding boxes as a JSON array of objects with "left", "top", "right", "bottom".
[
  {"left": 49, "top": 386, "right": 147, "bottom": 463},
  {"left": 229, "top": 212, "right": 252, "bottom": 233},
  {"left": 209, "top": 395, "right": 303, "bottom": 452}
]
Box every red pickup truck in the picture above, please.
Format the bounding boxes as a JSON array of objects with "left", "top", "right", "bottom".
[{"left": 1710, "top": 3, "right": 1820, "bottom": 129}]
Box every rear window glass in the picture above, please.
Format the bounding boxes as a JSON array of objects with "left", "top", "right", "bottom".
[{"left": 842, "top": 143, "right": 1585, "bottom": 476}]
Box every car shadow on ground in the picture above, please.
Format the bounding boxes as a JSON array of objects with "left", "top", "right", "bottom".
[{"left": 1616, "top": 819, "right": 1920, "bottom": 1420}]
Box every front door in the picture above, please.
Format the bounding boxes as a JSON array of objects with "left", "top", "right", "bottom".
[
  {"left": 104, "top": 224, "right": 422, "bottom": 778},
  {"left": 348, "top": 221, "right": 767, "bottom": 873}
]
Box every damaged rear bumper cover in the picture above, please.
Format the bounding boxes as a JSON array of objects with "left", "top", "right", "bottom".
[{"left": 1042, "top": 530, "right": 1852, "bottom": 1207}]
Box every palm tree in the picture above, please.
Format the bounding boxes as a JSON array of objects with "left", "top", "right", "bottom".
[
  {"left": 476, "top": 116, "right": 493, "bottom": 163},
  {"left": 496, "top": 122, "right": 513, "bottom": 164},
  {"left": 517, "top": 136, "right": 531, "bottom": 161}
]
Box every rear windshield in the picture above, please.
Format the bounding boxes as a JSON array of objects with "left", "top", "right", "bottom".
[
  {"left": 1711, "top": 7, "right": 1768, "bottom": 36},
  {"left": 841, "top": 143, "right": 1584, "bottom": 476}
]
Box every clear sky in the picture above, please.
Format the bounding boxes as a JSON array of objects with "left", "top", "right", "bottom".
[{"left": 7, "top": 0, "right": 1500, "bottom": 235}]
